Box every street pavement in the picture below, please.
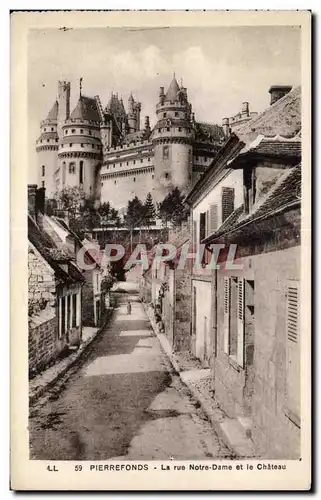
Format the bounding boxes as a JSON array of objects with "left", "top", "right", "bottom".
[{"left": 29, "top": 290, "right": 231, "bottom": 461}]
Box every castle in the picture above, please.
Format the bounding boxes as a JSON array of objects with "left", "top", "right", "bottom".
[{"left": 36, "top": 76, "right": 256, "bottom": 211}]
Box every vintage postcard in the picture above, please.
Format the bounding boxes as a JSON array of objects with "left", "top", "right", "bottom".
[{"left": 11, "top": 10, "right": 311, "bottom": 491}]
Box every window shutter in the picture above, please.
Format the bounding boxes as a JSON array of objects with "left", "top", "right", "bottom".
[
  {"left": 192, "top": 219, "right": 197, "bottom": 252},
  {"left": 209, "top": 204, "right": 218, "bottom": 233},
  {"left": 199, "top": 212, "right": 206, "bottom": 242},
  {"left": 223, "top": 277, "right": 230, "bottom": 353},
  {"left": 222, "top": 187, "right": 235, "bottom": 222},
  {"left": 286, "top": 281, "right": 300, "bottom": 426},
  {"left": 237, "top": 278, "right": 245, "bottom": 367}
]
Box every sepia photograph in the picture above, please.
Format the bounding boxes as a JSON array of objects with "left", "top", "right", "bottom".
[{"left": 10, "top": 10, "right": 311, "bottom": 490}]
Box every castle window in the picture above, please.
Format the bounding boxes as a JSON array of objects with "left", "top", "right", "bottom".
[
  {"left": 40, "top": 140, "right": 42, "bottom": 143},
  {"left": 69, "top": 143, "right": 72, "bottom": 147},
  {"left": 41, "top": 165, "right": 45, "bottom": 177},
  {"left": 133, "top": 177, "right": 136, "bottom": 182},
  {"left": 126, "top": 161, "right": 129, "bottom": 166},
  {"left": 120, "top": 163, "right": 122, "bottom": 167},
  {"left": 175, "top": 112, "right": 179, "bottom": 117},
  {"left": 101, "top": 182, "right": 103, "bottom": 187},
  {"left": 80, "top": 129, "right": 83, "bottom": 134},
  {"left": 41, "top": 181, "right": 45, "bottom": 188},
  {"left": 114, "top": 180, "right": 117, "bottom": 184},
  {"left": 51, "top": 127, "right": 54, "bottom": 131},
  {"left": 133, "top": 160, "right": 136, "bottom": 165},
  {"left": 163, "top": 112, "right": 167, "bottom": 118},
  {"left": 89, "top": 130, "right": 92, "bottom": 135},
  {"left": 69, "top": 162, "right": 76, "bottom": 174},
  {"left": 179, "top": 127, "right": 182, "bottom": 132},
  {"left": 44, "top": 128, "right": 46, "bottom": 132},
  {"left": 166, "top": 127, "right": 170, "bottom": 132},
  {"left": 113, "top": 164, "right": 115, "bottom": 168},
  {"left": 92, "top": 144, "right": 94, "bottom": 149},
  {"left": 79, "top": 161, "right": 84, "bottom": 184},
  {"left": 196, "top": 156, "right": 199, "bottom": 161},
  {"left": 47, "top": 139, "right": 50, "bottom": 143},
  {"left": 162, "top": 145, "right": 169, "bottom": 160},
  {"left": 71, "top": 129, "right": 76, "bottom": 133},
  {"left": 165, "top": 173, "right": 169, "bottom": 179},
  {"left": 81, "top": 143, "right": 84, "bottom": 148},
  {"left": 65, "top": 130, "right": 68, "bottom": 134},
  {"left": 152, "top": 174, "right": 154, "bottom": 179},
  {"left": 158, "top": 128, "right": 161, "bottom": 133},
  {"left": 148, "top": 157, "right": 150, "bottom": 162},
  {"left": 56, "top": 138, "right": 58, "bottom": 142},
  {"left": 140, "top": 159, "right": 143, "bottom": 163}
]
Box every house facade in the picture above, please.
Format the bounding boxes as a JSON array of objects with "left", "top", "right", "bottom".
[{"left": 28, "top": 185, "right": 85, "bottom": 376}]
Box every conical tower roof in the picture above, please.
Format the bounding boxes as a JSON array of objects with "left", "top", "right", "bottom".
[
  {"left": 70, "top": 95, "right": 100, "bottom": 122},
  {"left": 46, "top": 100, "right": 58, "bottom": 120},
  {"left": 165, "top": 75, "right": 180, "bottom": 102}
]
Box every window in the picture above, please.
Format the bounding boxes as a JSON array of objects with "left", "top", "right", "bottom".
[
  {"left": 65, "top": 130, "right": 68, "bottom": 134},
  {"left": 41, "top": 165, "right": 45, "bottom": 177},
  {"left": 47, "top": 139, "right": 50, "bottom": 143},
  {"left": 152, "top": 174, "right": 154, "bottom": 179},
  {"left": 120, "top": 163, "right": 122, "bottom": 167},
  {"left": 41, "top": 181, "right": 45, "bottom": 188},
  {"left": 133, "top": 160, "right": 136, "bottom": 165},
  {"left": 79, "top": 161, "right": 84, "bottom": 184},
  {"left": 56, "top": 138, "right": 58, "bottom": 142},
  {"left": 158, "top": 128, "right": 161, "bottom": 133},
  {"left": 141, "top": 159, "right": 143, "bottom": 163},
  {"left": 133, "top": 177, "right": 136, "bottom": 182},
  {"left": 175, "top": 112, "right": 179, "bottom": 117},
  {"left": 69, "top": 162, "right": 76, "bottom": 174},
  {"left": 71, "top": 129, "right": 76, "bottom": 133},
  {"left": 178, "top": 127, "right": 182, "bottom": 132},
  {"left": 81, "top": 143, "right": 84, "bottom": 148},
  {"left": 62, "top": 161, "right": 66, "bottom": 185},
  {"left": 126, "top": 161, "right": 129, "bottom": 166},
  {"left": 148, "top": 157, "right": 150, "bottom": 162},
  {"left": 163, "top": 145, "right": 169, "bottom": 160},
  {"left": 285, "top": 280, "right": 300, "bottom": 427},
  {"left": 222, "top": 187, "right": 235, "bottom": 222},
  {"left": 244, "top": 167, "right": 256, "bottom": 214},
  {"left": 61, "top": 297, "right": 66, "bottom": 336},
  {"left": 165, "top": 173, "right": 169, "bottom": 179},
  {"left": 92, "top": 144, "right": 94, "bottom": 149},
  {"left": 69, "top": 143, "right": 72, "bottom": 147},
  {"left": 67, "top": 295, "right": 71, "bottom": 331},
  {"left": 223, "top": 277, "right": 245, "bottom": 367},
  {"left": 80, "top": 129, "right": 83, "bottom": 134},
  {"left": 51, "top": 127, "right": 54, "bottom": 131},
  {"left": 72, "top": 294, "right": 77, "bottom": 327},
  {"left": 114, "top": 180, "right": 117, "bottom": 184},
  {"left": 89, "top": 130, "right": 92, "bottom": 135},
  {"left": 163, "top": 112, "right": 167, "bottom": 118},
  {"left": 167, "top": 127, "right": 170, "bottom": 132}
]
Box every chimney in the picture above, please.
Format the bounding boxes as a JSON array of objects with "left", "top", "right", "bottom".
[
  {"left": 242, "top": 101, "right": 249, "bottom": 115},
  {"left": 28, "top": 184, "right": 37, "bottom": 220},
  {"left": 222, "top": 117, "right": 230, "bottom": 139},
  {"left": 268, "top": 85, "right": 292, "bottom": 106}
]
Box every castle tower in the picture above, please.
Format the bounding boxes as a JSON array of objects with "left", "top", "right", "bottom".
[
  {"left": 57, "top": 81, "right": 70, "bottom": 140},
  {"left": 57, "top": 85, "right": 102, "bottom": 197},
  {"left": 36, "top": 100, "right": 59, "bottom": 198},
  {"left": 127, "top": 93, "right": 141, "bottom": 133},
  {"left": 151, "top": 75, "right": 194, "bottom": 200}
]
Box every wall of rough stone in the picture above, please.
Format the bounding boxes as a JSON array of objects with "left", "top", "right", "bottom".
[
  {"left": 82, "top": 269, "right": 95, "bottom": 326},
  {"left": 29, "top": 316, "right": 59, "bottom": 376}
]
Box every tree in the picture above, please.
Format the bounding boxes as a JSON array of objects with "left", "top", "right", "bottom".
[
  {"left": 54, "top": 187, "right": 85, "bottom": 217},
  {"left": 157, "top": 187, "right": 190, "bottom": 228},
  {"left": 124, "top": 196, "right": 145, "bottom": 251},
  {"left": 98, "top": 202, "right": 120, "bottom": 227},
  {"left": 143, "top": 192, "right": 156, "bottom": 228}
]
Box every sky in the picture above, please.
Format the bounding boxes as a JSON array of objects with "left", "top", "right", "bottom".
[{"left": 28, "top": 25, "right": 301, "bottom": 183}]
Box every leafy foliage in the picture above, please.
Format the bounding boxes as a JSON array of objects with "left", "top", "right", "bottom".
[{"left": 157, "top": 187, "right": 190, "bottom": 227}]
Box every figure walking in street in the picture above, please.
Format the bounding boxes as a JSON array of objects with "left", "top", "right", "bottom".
[{"left": 127, "top": 300, "right": 132, "bottom": 315}]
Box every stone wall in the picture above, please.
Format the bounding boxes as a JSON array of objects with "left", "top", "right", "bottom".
[
  {"left": 82, "top": 269, "right": 95, "bottom": 326},
  {"left": 29, "top": 316, "right": 59, "bottom": 376}
]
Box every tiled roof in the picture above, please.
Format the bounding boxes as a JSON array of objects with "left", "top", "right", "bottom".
[
  {"left": 105, "top": 94, "right": 126, "bottom": 118},
  {"left": 28, "top": 215, "right": 85, "bottom": 284},
  {"left": 203, "top": 164, "right": 301, "bottom": 242},
  {"left": 250, "top": 140, "right": 301, "bottom": 158},
  {"left": 70, "top": 96, "right": 100, "bottom": 122},
  {"left": 235, "top": 86, "right": 301, "bottom": 140},
  {"left": 165, "top": 76, "right": 180, "bottom": 102},
  {"left": 194, "top": 121, "right": 225, "bottom": 144},
  {"left": 46, "top": 100, "right": 58, "bottom": 121}
]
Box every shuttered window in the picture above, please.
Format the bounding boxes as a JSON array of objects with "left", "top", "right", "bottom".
[
  {"left": 222, "top": 187, "right": 235, "bottom": 222},
  {"left": 199, "top": 212, "right": 206, "bottom": 243},
  {"left": 237, "top": 278, "right": 245, "bottom": 367},
  {"left": 209, "top": 204, "right": 218, "bottom": 233},
  {"left": 223, "top": 277, "right": 230, "bottom": 353},
  {"left": 285, "top": 280, "right": 300, "bottom": 427}
]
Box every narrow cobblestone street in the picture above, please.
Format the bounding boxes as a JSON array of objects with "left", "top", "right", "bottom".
[{"left": 29, "top": 290, "right": 231, "bottom": 461}]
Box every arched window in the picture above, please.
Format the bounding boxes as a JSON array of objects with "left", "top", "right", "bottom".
[
  {"left": 69, "top": 162, "right": 76, "bottom": 174},
  {"left": 41, "top": 165, "right": 45, "bottom": 177},
  {"left": 79, "top": 161, "right": 84, "bottom": 184}
]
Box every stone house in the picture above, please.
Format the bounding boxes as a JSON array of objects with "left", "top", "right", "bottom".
[
  {"left": 199, "top": 85, "right": 302, "bottom": 458},
  {"left": 40, "top": 215, "right": 104, "bottom": 327},
  {"left": 28, "top": 185, "right": 85, "bottom": 377}
]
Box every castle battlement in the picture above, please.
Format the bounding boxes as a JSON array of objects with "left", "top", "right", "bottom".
[{"left": 106, "top": 139, "right": 152, "bottom": 154}]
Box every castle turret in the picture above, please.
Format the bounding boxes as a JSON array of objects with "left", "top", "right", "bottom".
[
  {"left": 152, "top": 75, "right": 194, "bottom": 199},
  {"left": 58, "top": 90, "right": 102, "bottom": 197},
  {"left": 127, "top": 93, "right": 141, "bottom": 133},
  {"left": 57, "top": 81, "right": 70, "bottom": 140},
  {"left": 36, "top": 100, "right": 59, "bottom": 198}
]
